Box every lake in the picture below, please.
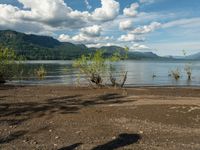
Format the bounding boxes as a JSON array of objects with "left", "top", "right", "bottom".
[{"left": 10, "top": 60, "right": 200, "bottom": 86}]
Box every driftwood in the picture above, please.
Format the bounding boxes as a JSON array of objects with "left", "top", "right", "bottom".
[
  {"left": 90, "top": 73, "right": 103, "bottom": 87},
  {"left": 110, "top": 72, "right": 127, "bottom": 88},
  {"left": 87, "top": 72, "right": 128, "bottom": 88},
  {"left": 187, "top": 72, "right": 191, "bottom": 80}
]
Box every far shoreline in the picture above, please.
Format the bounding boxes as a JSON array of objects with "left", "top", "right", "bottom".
[{"left": 2, "top": 83, "right": 200, "bottom": 89}]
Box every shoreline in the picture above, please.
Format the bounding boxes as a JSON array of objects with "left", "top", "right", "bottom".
[{"left": 3, "top": 83, "right": 200, "bottom": 88}]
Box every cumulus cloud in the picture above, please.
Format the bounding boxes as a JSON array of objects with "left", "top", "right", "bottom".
[
  {"left": 131, "top": 43, "right": 150, "bottom": 50},
  {"left": 18, "top": 0, "right": 74, "bottom": 25},
  {"left": 0, "top": 4, "right": 54, "bottom": 34},
  {"left": 131, "top": 22, "right": 161, "bottom": 34},
  {"left": 0, "top": 1, "right": 85, "bottom": 31},
  {"left": 123, "top": 3, "right": 139, "bottom": 17},
  {"left": 81, "top": 25, "right": 102, "bottom": 37},
  {"left": 119, "top": 20, "right": 133, "bottom": 30},
  {"left": 92, "top": 0, "right": 119, "bottom": 22},
  {"left": 86, "top": 42, "right": 119, "bottom": 48},
  {"left": 59, "top": 25, "right": 102, "bottom": 44},
  {"left": 59, "top": 33, "right": 92, "bottom": 44},
  {"left": 118, "top": 34, "right": 144, "bottom": 42},
  {"left": 58, "top": 33, "right": 112, "bottom": 45},
  {"left": 0, "top": 0, "right": 120, "bottom": 32},
  {"left": 58, "top": 34, "right": 71, "bottom": 42}
]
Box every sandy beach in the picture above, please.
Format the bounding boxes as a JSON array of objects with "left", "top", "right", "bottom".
[{"left": 0, "top": 85, "right": 200, "bottom": 150}]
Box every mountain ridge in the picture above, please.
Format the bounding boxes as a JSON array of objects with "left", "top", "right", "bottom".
[{"left": 1, "top": 30, "right": 198, "bottom": 60}]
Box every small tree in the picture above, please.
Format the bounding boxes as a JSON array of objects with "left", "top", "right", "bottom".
[
  {"left": 0, "top": 47, "right": 23, "bottom": 84},
  {"left": 73, "top": 48, "right": 128, "bottom": 87},
  {"left": 183, "top": 50, "right": 192, "bottom": 80},
  {"left": 184, "top": 64, "right": 192, "bottom": 80},
  {"left": 109, "top": 50, "right": 128, "bottom": 88},
  {"left": 34, "top": 65, "right": 47, "bottom": 80},
  {"left": 171, "top": 68, "right": 180, "bottom": 80}
]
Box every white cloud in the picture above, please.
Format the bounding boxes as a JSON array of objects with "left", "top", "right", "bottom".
[
  {"left": 0, "top": 1, "right": 85, "bottom": 31},
  {"left": 92, "top": 0, "right": 119, "bottom": 22},
  {"left": 58, "top": 34, "right": 71, "bottom": 42},
  {"left": 162, "top": 18, "right": 200, "bottom": 28},
  {"left": 0, "top": 4, "right": 54, "bottom": 34},
  {"left": 59, "top": 25, "right": 102, "bottom": 44},
  {"left": 118, "top": 34, "right": 144, "bottom": 42},
  {"left": 81, "top": 25, "right": 102, "bottom": 37},
  {"left": 131, "top": 22, "right": 161, "bottom": 34},
  {"left": 119, "top": 20, "right": 133, "bottom": 30},
  {"left": 58, "top": 33, "right": 112, "bottom": 45},
  {"left": 123, "top": 3, "right": 139, "bottom": 17},
  {"left": 0, "top": 0, "right": 120, "bottom": 32},
  {"left": 86, "top": 42, "right": 120, "bottom": 48},
  {"left": 130, "top": 43, "right": 150, "bottom": 50},
  {"left": 18, "top": 0, "right": 73, "bottom": 23},
  {"left": 58, "top": 33, "right": 92, "bottom": 44}
]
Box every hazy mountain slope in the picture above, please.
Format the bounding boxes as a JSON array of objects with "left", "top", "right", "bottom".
[{"left": 184, "top": 52, "right": 200, "bottom": 60}]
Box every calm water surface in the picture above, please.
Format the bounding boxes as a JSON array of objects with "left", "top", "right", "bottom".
[{"left": 10, "top": 60, "right": 200, "bottom": 86}]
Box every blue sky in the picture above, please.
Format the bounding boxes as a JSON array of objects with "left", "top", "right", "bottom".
[{"left": 0, "top": 0, "right": 200, "bottom": 56}]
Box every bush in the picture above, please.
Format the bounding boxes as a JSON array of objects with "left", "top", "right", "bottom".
[
  {"left": 0, "top": 47, "right": 23, "bottom": 84},
  {"left": 182, "top": 50, "right": 192, "bottom": 80},
  {"left": 184, "top": 64, "right": 192, "bottom": 80},
  {"left": 171, "top": 68, "right": 180, "bottom": 80},
  {"left": 34, "top": 65, "right": 47, "bottom": 80},
  {"left": 73, "top": 49, "right": 128, "bottom": 87}
]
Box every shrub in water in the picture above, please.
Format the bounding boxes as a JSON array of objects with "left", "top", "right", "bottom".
[
  {"left": 73, "top": 48, "right": 128, "bottom": 87},
  {"left": 171, "top": 68, "right": 180, "bottom": 80},
  {"left": 34, "top": 65, "right": 47, "bottom": 80},
  {"left": 0, "top": 46, "right": 23, "bottom": 84}
]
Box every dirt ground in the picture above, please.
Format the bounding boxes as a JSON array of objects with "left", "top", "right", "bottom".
[{"left": 0, "top": 85, "right": 200, "bottom": 150}]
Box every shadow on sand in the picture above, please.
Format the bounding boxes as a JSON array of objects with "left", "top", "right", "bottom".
[
  {"left": 57, "top": 143, "right": 82, "bottom": 150},
  {"left": 91, "top": 133, "right": 141, "bottom": 150},
  {"left": 0, "top": 85, "right": 23, "bottom": 91},
  {"left": 57, "top": 133, "right": 141, "bottom": 150},
  {"left": 0, "top": 91, "right": 135, "bottom": 144},
  {"left": 0, "top": 93, "right": 132, "bottom": 126},
  {"left": 0, "top": 130, "right": 28, "bottom": 144}
]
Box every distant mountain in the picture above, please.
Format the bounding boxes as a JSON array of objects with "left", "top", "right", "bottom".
[
  {"left": 166, "top": 52, "right": 200, "bottom": 60},
  {"left": 0, "top": 30, "right": 90, "bottom": 60},
  {"left": 184, "top": 52, "right": 200, "bottom": 60},
  {"left": 0, "top": 30, "right": 166, "bottom": 60},
  {"left": 90, "top": 46, "right": 126, "bottom": 56},
  {"left": 128, "top": 51, "right": 161, "bottom": 59}
]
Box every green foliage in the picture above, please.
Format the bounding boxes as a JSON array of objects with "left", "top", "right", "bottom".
[
  {"left": 0, "top": 46, "right": 23, "bottom": 83},
  {"left": 73, "top": 51, "right": 107, "bottom": 86},
  {"left": 73, "top": 49, "right": 128, "bottom": 87},
  {"left": 34, "top": 65, "right": 47, "bottom": 80},
  {"left": 182, "top": 50, "right": 192, "bottom": 80},
  {"left": 171, "top": 68, "right": 180, "bottom": 80}
]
